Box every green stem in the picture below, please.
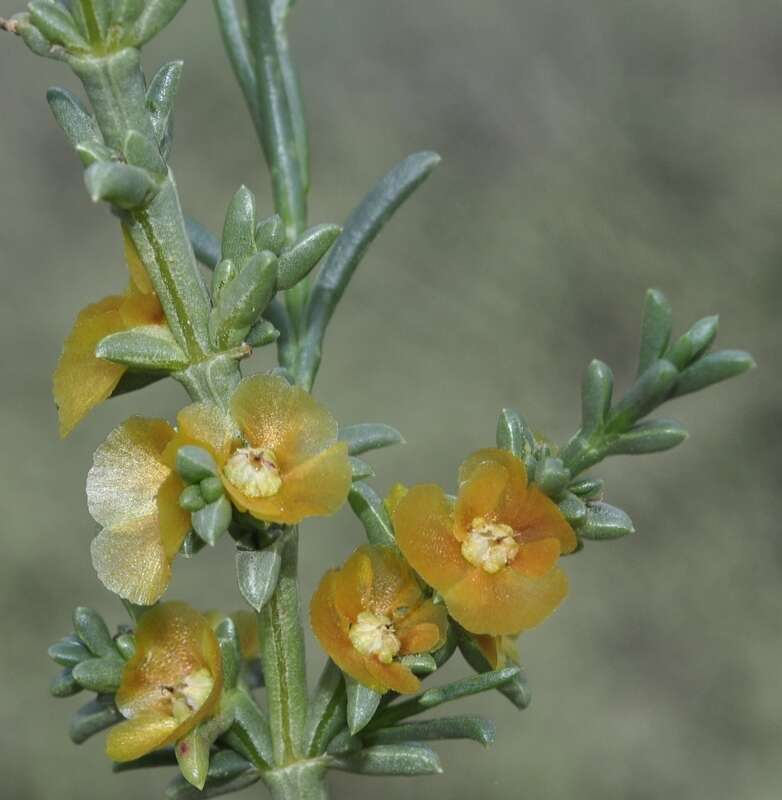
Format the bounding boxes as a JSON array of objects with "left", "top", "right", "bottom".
[
  {"left": 71, "top": 48, "right": 213, "bottom": 360},
  {"left": 262, "top": 760, "right": 330, "bottom": 800},
  {"left": 258, "top": 528, "right": 309, "bottom": 767}
]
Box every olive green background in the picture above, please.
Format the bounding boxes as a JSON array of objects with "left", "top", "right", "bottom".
[{"left": 1, "top": 2, "right": 780, "bottom": 799}]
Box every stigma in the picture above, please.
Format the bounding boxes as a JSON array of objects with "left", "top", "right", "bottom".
[
  {"left": 163, "top": 668, "right": 215, "bottom": 723},
  {"left": 461, "top": 516, "right": 519, "bottom": 574},
  {"left": 224, "top": 447, "right": 282, "bottom": 498},
  {"left": 348, "top": 611, "right": 401, "bottom": 664}
]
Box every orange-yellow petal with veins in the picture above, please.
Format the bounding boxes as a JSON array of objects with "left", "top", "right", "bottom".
[{"left": 53, "top": 296, "right": 127, "bottom": 438}]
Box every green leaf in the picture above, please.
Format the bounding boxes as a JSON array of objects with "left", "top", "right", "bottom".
[
  {"left": 364, "top": 716, "right": 495, "bottom": 748},
  {"left": 581, "top": 502, "right": 635, "bottom": 540},
  {"left": 186, "top": 216, "right": 221, "bottom": 269},
  {"left": 72, "top": 657, "right": 124, "bottom": 693},
  {"left": 606, "top": 419, "right": 688, "bottom": 456},
  {"left": 146, "top": 61, "right": 183, "bottom": 152},
  {"left": 209, "top": 251, "right": 278, "bottom": 349},
  {"left": 672, "top": 350, "right": 756, "bottom": 398},
  {"left": 350, "top": 457, "right": 375, "bottom": 482},
  {"left": 581, "top": 359, "right": 614, "bottom": 435},
  {"left": 73, "top": 607, "right": 115, "bottom": 657},
  {"left": 115, "top": 633, "right": 136, "bottom": 661},
  {"left": 74, "top": 140, "right": 115, "bottom": 167},
  {"left": 175, "top": 726, "right": 211, "bottom": 790},
  {"left": 215, "top": 619, "right": 241, "bottom": 689},
  {"left": 348, "top": 483, "right": 396, "bottom": 547},
  {"left": 345, "top": 675, "right": 382, "bottom": 735},
  {"left": 84, "top": 161, "right": 160, "bottom": 209},
  {"left": 112, "top": 0, "right": 145, "bottom": 27},
  {"left": 71, "top": 0, "right": 111, "bottom": 44},
  {"left": 96, "top": 325, "right": 189, "bottom": 371},
  {"left": 176, "top": 446, "right": 219, "bottom": 484},
  {"left": 455, "top": 630, "right": 531, "bottom": 710},
  {"left": 568, "top": 477, "right": 604, "bottom": 499},
  {"left": 246, "top": 319, "right": 280, "bottom": 347},
  {"left": 496, "top": 407, "right": 535, "bottom": 460},
  {"left": 200, "top": 477, "right": 224, "bottom": 504},
  {"left": 399, "top": 653, "right": 437, "bottom": 675},
  {"left": 110, "top": 371, "right": 166, "bottom": 398},
  {"left": 225, "top": 691, "right": 274, "bottom": 768},
  {"left": 276, "top": 224, "right": 341, "bottom": 290},
  {"left": 127, "top": 0, "right": 188, "bottom": 47},
  {"left": 637, "top": 289, "right": 673, "bottom": 376},
  {"left": 236, "top": 545, "right": 282, "bottom": 613},
  {"left": 557, "top": 491, "right": 586, "bottom": 529},
  {"left": 179, "top": 485, "right": 205, "bottom": 512},
  {"left": 222, "top": 185, "right": 256, "bottom": 265},
  {"left": 332, "top": 743, "right": 443, "bottom": 776},
  {"left": 255, "top": 214, "right": 286, "bottom": 255},
  {"left": 192, "top": 496, "right": 233, "bottom": 546},
  {"left": 340, "top": 423, "right": 405, "bottom": 456},
  {"left": 46, "top": 86, "right": 101, "bottom": 149},
  {"left": 165, "top": 751, "right": 259, "bottom": 800},
  {"left": 300, "top": 151, "right": 441, "bottom": 386},
  {"left": 304, "top": 659, "right": 346, "bottom": 757},
  {"left": 123, "top": 129, "right": 166, "bottom": 176},
  {"left": 70, "top": 694, "right": 122, "bottom": 744},
  {"left": 533, "top": 456, "right": 570, "bottom": 498},
  {"left": 50, "top": 668, "right": 83, "bottom": 698},
  {"left": 666, "top": 315, "right": 719, "bottom": 370},
  {"left": 210, "top": 259, "right": 237, "bottom": 305},
  {"left": 180, "top": 530, "right": 207, "bottom": 558},
  {"left": 326, "top": 729, "right": 362, "bottom": 756},
  {"left": 607, "top": 359, "right": 679, "bottom": 432},
  {"left": 28, "top": 2, "right": 88, "bottom": 49},
  {"left": 48, "top": 638, "right": 90, "bottom": 667}
]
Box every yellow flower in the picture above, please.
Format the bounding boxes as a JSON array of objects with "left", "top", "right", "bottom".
[
  {"left": 178, "top": 373, "right": 352, "bottom": 526},
  {"left": 310, "top": 544, "right": 449, "bottom": 694},
  {"left": 107, "top": 603, "right": 223, "bottom": 763},
  {"left": 393, "top": 448, "right": 577, "bottom": 636},
  {"left": 87, "top": 417, "right": 190, "bottom": 605},
  {"left": 53, "top": 233, "right": 166, "bottom": 437}
]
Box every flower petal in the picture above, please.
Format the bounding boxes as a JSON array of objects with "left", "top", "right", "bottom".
[
  {"left": 157, "top": 473, "right": 190, "bottom": 560},
  {"left": 124, "top": 230, "right": 155, "bottom": 296},
  {"left": 443, "top": 565, "right": 569, "bottom": 636},
  {"left": 231, "top": 374, "right": 339, "bottom": 470},
  {"left": 117, "top": 603, "right": 222, "bottom": 717},
  {"left": 393, "top": 485, "right": 465, "bottom": 592},
  {"left": 174, "top": 403, "right": 237, "bottom": 466},
  {"left": 87, "top": 417, "right": 175, "bottom": 530},
  {"left": 398, "top": 623, "right": 442, "bottom": 655},
  {"left": 362, "top": 545, "right": 422, "bottom": 618},
  {"left": 225, "top": 442, "right": 350, "bottom": 525},
  {"left": 310, "top": 571, "right": 382, "bottom": 691},
  {"left": 396, "top": 600, "right": 448, "bottom": 653},
  {"left": 91, "top": 519, "right": 171, "bottom": 606},
  {"left": 513, "top": 537, "right": 561, "bottom": 577},
  {"left": 454, "top": 459, "right": 510, "bottom": 540},
  {"left": 365, "top": 659, "right": 421, "bottom": 695},
  {"left": 459, "top": 448, "right": 527, "bottom": 492},
  {"left": 53, "top": 296, "right": 127, "bottom": 438},
  {"left": 119, "top": 290, "right": 164, "bottom": 328},
  {"left": 332, "top": 548, "right": 373, "bottom": 621},
  {"left": 106, "top": 711, "right": 177, "bottom": 762},
  {"left": 502, "top": 484, "right": 578, "bottom": 554}
]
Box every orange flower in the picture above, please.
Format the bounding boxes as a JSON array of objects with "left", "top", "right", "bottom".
[
  {"left": 310, "top": 544, "right": 448, "bottom": 694},
  {"left": 53, "top": 233, "right": 166, "bottom": 437},
  {"left": 107, "top": 603, "right": 223, "bottom": 763},
  {"left": 175, "top": 373, "right": 351, "bottom": 526},
  {"left": 88, "top": 417, "right": 190, "bottom": 605},
  {"left": 393, "top": 448, "right": 577, "bottom": 636}
]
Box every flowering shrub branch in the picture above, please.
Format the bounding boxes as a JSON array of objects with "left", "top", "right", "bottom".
[{"left": 3, "top": 2, "right": 755, "bottom": 799}]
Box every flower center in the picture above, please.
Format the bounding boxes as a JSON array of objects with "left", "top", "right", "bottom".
[
  {"left": 161, "top": 668, "right": 215, "bottom": 723},
  {"left": 224, "top": 447, "right": 282, "bottom": 498},
  {"left": 461, "top": 517, "right": 520, "bottom": 574},
  {"left": 348, "top": 611, "right": 401, "bottom": 664}
]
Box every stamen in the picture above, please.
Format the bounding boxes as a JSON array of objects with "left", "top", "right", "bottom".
[
  {"left": 349, "top": 611, "right": 401, "bottom": 664},
  {"left": 461, "top": 516, "right": 519, "bottom": 574},
  {"left": 224, "top": 447, "right": 282, "bottom": 498}
]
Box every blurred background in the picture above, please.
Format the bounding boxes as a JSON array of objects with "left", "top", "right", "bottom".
[{"left": 1, "top": 1, "right": 780, "bottom": 798}]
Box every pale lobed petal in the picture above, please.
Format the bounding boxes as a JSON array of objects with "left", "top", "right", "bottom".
[{"left": 87, "top": 417, "right": 175, "bottom": 529}]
